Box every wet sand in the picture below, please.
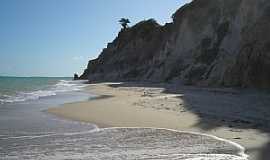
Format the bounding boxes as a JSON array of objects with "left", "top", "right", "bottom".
[{"left": 48, "top": 82, "right": 270, "bottom": 160}]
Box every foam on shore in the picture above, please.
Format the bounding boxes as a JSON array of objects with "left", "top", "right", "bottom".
[{"left": 1, "top": 127, "right": 248, "bottom": 160}]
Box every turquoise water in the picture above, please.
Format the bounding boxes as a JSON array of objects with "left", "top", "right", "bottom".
[
  {"left": 0, "top": 77, "right": 87, "bottom": 103},
  {"left": 0, "top": 77, "right": 70, "bottom": 95}
]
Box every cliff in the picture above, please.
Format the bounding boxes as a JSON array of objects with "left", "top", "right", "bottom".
[{"left": 80, "top": 0, "right": 270, "bottom": 88}]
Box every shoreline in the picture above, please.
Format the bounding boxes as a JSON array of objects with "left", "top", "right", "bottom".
[
  {"left": 94, "top": 127, "right": 249, "bottom": 159},
  {"left": 48, "top": 82, "right": 270, "bottom": 160}
]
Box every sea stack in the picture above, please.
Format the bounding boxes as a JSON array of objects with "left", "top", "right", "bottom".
[{"left": 73, "top": 73, "right": 79, "bottom": 80}]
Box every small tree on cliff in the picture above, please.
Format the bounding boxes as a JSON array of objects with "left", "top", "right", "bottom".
[{"left": 119, "top": 18, "right": 130, "bottom": 30}]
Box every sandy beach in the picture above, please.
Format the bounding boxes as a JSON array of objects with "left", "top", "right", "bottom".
[{"left": 48, "top": 82, "right": 270, "bottom": 160}]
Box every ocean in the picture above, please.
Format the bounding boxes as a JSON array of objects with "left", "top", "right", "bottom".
[
  {"left": 0, "top": 77, "right": 248, "bottom": 160},
  {"left": 0, "top": 77, "right": 88, "bottom": 104}
]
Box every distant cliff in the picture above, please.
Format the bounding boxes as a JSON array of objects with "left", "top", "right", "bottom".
[{"left": 80, "top": 0, "right": 270, "bottom": 88}]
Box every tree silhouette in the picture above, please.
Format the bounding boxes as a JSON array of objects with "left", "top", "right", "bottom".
[{"left": 119, "top": 18, "right": 130, "bottom": 30}]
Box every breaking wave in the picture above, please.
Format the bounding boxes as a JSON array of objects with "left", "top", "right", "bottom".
[{"left": 0, "top": 80, "right": 88, "bottom": 104}]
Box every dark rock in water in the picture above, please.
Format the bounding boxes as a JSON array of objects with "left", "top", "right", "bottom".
[
  {"left": 73, "top": 73, "right": 79, "bottom": 80},
  {"left": 79, "top": 0, "right": 270, "bottom": 89}
]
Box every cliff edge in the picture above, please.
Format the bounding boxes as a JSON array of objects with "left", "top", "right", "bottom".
[{"left": 80, "top": 0, "right": 270, "bottom": 88}]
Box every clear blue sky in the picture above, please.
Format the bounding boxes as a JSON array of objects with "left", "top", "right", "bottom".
[{"left": 0, "top": 0, "right": 190, "bottom": 77}]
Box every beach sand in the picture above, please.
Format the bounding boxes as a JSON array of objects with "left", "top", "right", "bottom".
[{"left": 48, "top": 82, "right": 270, "bottom": 160}]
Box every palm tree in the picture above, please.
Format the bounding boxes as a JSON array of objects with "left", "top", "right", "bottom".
[{"left": 119, "top": 18, "right": 130, "bottom": 30}]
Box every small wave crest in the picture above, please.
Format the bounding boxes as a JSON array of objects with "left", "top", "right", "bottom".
[
  {"left": 0, "top": 80, "right": 89, "bottom": 104},
  {"left": 54, "top": 80, "right": 87, "bottom": 92}
]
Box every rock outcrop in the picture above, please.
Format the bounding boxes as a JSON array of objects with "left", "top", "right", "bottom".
[
  {"left": 73, "top": 73, "right": 79, "bottom": 80},
  {"left": 79, "top": 0, "right": 270, "bottom": 88}
]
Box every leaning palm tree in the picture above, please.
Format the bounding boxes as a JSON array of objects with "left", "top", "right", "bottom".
[{"left": 119, "top": 18, "right": 130, "bottom": 30}]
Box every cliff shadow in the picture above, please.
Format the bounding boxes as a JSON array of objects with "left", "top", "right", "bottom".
[{"left": 107, "top": 81, "right": 270, "bottom": 160}]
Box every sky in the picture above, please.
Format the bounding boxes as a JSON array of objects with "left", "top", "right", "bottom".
[{"left": 0, "top": 0, "right": 191, "bottom": 77}]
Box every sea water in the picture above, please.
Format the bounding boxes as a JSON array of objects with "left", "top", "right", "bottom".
[
  {"left": 0, "top": 77, "right": 248, "bottom": 160},
  {"left": 0, "top": 77, "right": 88, "bottom": 103}
]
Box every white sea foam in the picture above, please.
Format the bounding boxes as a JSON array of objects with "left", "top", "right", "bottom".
[
  {"left": 0, "top": 128, "right": 248, "bottom": 160},
  {"left": 0, "top": 80, "right": 89, "bottom": 104}
]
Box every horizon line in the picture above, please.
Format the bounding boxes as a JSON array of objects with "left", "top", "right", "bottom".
[{"left": 0, "top": 75, "right": 72, "bottom": 78}]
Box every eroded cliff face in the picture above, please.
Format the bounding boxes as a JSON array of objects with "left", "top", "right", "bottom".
[{"left": 80, "top": 0, "right": 270, "bottom": 88}]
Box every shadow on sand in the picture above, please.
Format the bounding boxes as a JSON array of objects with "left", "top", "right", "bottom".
[
  {"left": 88, "top": 95, "right": 114, "bottom": 101},
  {"left": 106, "top": 82, "right": 270, "bottom": 160}
]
